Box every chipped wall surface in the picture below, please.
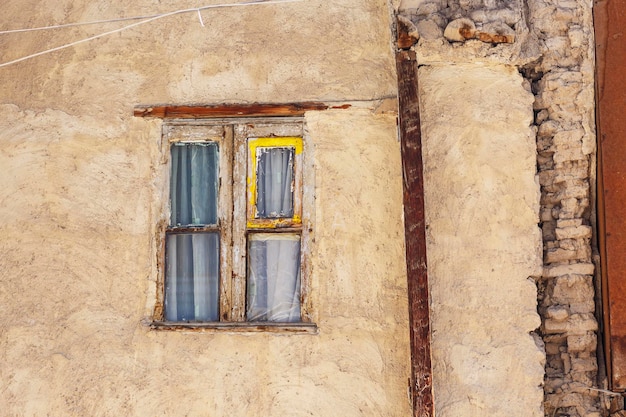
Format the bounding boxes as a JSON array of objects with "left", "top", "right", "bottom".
[
  {"left": 419, "top": 64, "right": 544, "bottom": 417},
  {"left": 0, "top": 1, "right": 411, "bottom": 416},
  {"left": 397, "top": 0, "right": 549, "bottom": 415}
]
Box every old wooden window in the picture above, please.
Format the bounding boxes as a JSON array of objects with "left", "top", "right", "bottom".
[{"left": 153, "top": 119, "right": 314, "bottom": 332}]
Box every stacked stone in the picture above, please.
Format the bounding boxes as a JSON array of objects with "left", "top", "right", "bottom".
[
  {"left": 397, "top": 0, "right": 518, "bottom": 43},
  {"left": 530, "top": 0, "right": 599, "bottom": 415}
]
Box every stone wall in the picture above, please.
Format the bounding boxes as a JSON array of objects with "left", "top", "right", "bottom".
[
  {"left": 397, "top": 0, "right": 601, "bottom": 415},
  {"left": 526, "top": 0, "right": 600, "bottom": 415}
]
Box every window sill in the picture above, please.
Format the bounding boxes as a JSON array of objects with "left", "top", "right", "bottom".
[{"left": 149, "top": 321, "right": 318, "bottom": 334}]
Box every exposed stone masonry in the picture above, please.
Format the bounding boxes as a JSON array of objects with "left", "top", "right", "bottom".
[
  {"left": 525, "top": 0, "right": 600, "bottom": 415},
  {"left": 398, "top": 0, "right": 520, "bottom": 43}
]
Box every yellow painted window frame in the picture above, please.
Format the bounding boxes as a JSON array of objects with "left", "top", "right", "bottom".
[{"left": 246, "top": 137, "right": 303, "bottom": 229}]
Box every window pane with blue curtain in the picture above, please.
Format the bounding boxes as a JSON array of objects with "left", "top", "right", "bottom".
[
  {"left": 170, "top": 143, "right": 218, "bottom": 226},
  {"left": 165, "top": 233, "right": 220, "bottom": 321},
  {"left": 165, "top": 142, "right": 220, "bottom": 321}
]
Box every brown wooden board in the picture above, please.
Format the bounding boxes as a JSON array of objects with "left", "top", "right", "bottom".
[
  {"left": 134, "top": 102, "right": 339, "bottom": 118},
  {"left": 396, "top": 49, "right": 434, "bottom": 416},
  {"left": 595, "top": 0, "right": 626, "bottom": 391}
]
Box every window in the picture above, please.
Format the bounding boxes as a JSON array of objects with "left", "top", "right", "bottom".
[{"left": 153, "top": 119, "right": 314, "bottom": 331}]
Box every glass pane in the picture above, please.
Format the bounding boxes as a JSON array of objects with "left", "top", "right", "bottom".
[
  {"left": 165, "top": 233, "right": 220, "bottom": 322},
  {"left": 256, "top": 147, "right": 294, "bottom": 218},
  {"left": 247, "top": 234, "right": 301, "bottom": 322},
  {"left": 170, "top": 143, "right": 219, "bottom": 226}
]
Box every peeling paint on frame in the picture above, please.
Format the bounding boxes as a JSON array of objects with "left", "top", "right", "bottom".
[
  {"left": 247, "top": 136, "right": 303, "bottom": 229},
  {"left": 149, "top": 118, "right": 314, "bottom": 330}
]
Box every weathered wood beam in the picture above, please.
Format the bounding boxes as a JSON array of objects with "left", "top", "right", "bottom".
[
  {"left": 133, "top": 102, "right": 345, "bottom": 118},
  {"left": 396, "top": 48, "right": 434, "bottom": 417}
]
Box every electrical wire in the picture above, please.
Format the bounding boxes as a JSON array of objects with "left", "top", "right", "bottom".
[
  {"left": 0, "top": 12, "right": 166, "bottom": 34},
  {"left": 0, "top": 0, "right": 302, "bottom": 68}
]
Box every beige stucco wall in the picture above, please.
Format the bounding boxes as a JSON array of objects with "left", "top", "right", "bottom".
[
  {"left": 0, "top": 106, "right": 410, "bottom": 417},
  {"left": 1, "top": 1, "right": 552, "bottom": 416},
  {"left": 0, "top": 1, "right": 413, "bottom": 416},
  {"left": 420, "top": 63, "right": 545, "bottom": 417},
  {"left": 0, "top": 0, "right": 397, "bottom": 110}
]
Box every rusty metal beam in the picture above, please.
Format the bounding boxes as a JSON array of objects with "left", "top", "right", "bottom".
[
  {"left": 396, "top": 47, "right": 434, "bottom": 416},
  {"left": 595, "top": 0, "right": 626, "bottom": 392}
]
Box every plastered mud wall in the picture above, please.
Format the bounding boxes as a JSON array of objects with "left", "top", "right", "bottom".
[
  {"left": 419, "top": 63, "right": 545, "bottom": 417},
  {"left": 0, "top": 107, "right": 410, "bottom": 417},
  {"left": 0, "top": 1, "right": 412, "bottom": 416}
]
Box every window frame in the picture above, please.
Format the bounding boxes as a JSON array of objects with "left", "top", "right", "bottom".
[
  {"left": 151, "top": 117, "right": 316, "bottom": 333},
  {"left": 246, "top": 136, "right": 303, "bottom": 229}
]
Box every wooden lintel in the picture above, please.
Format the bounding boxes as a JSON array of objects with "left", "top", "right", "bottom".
[
  {"left": 133, "top": 102, "right": 345, "bottom": 119},
  {"left": 396, "top": 49, "right": 434, "bottom": 417}
]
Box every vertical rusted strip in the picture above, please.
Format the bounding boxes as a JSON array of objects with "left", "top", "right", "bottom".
[
  {"left": 594, "top": 0, "right": 611, "bottom": 388},
  {"left": 396, "top": 49, "right": 434, "bottom": 416},
  {"left": 595, "top": 0, "right": 626, "bottom": 391}
]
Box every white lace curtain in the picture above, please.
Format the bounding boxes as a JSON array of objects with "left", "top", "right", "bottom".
[
  {"left": 256, "top": 147, "right": 294, "bottom": 218},
  {"left": 247, "top": 233, "right": 301, "bottom": 322},
  {"left": 247, "top": 147, "right": 301, "bottom": 322}
]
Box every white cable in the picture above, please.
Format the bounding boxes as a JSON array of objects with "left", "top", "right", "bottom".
[
  {"left": 0, "top": 0, "right": 298, "bottom": 34},
  {"left": 0, "top": 0, "right": 302, "bottom": 68},
  {"left": 197, "top": 9, "right": 206, "bottom": 27},
  {"left": 0, "top": 13, "right": 164, "bottom": 34},
  {"left": 0, "top": 14, "right": 173, "bottom": 68}
]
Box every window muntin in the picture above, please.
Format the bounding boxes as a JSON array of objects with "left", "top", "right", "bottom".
[{"left": 157, "top": 120, "right": 311, "bottom": 328}]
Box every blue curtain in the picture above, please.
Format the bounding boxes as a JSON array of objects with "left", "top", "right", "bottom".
[
  {"left": 165, "top": 233, "right": 220, "bottom": 321},
  {"left": 165, "top": 143, "right": 220, "bottom": 322},
  {"left": 170, "top": 143, "right": 218, "bottom": 226}
]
